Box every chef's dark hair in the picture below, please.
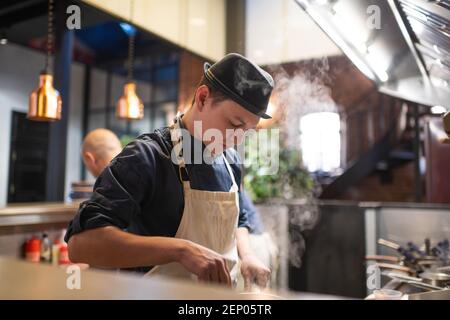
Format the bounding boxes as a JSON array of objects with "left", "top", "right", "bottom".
[{"left": 190, "top": 75, "right": 229, "bottom": 107}]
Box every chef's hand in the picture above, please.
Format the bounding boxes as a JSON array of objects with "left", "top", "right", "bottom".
[
  {"left": 240, "top": 254, "right": 271, "bottom": 290},
  {"left": 178, "top": 240, "right": 231, "bottom": 286}
]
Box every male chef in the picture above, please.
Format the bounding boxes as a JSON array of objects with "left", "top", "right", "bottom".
[{"left": 65, "top": 53, "right": 274, "bottom": 289}]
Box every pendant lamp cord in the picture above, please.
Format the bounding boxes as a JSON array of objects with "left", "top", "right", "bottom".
[
  {"left": 127, "top": 0, "right": 135, "bottom": 82},
  {"left": 44, "top": 0, "right": 54, "bottom": 73}
]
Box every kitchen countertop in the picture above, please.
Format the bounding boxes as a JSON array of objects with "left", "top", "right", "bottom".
[
  {"left": 0, "top": 202, "right": 80, "bottom": 228},
  {"left": 0, "top": 202, "right": 80, "bottom": 216},
  {"left": 0, "top": 257, "right": 347, "bottom": 300},
  {"left": 0, "top": 257, "right": 245, "bottom": 300}
]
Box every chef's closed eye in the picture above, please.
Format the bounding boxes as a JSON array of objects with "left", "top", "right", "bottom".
[
  {"left": 230, "top": 122, "right": 242, "bottom": 129},
  {"left": 229, "top": 118, "right": 245, "bottom": 129}
]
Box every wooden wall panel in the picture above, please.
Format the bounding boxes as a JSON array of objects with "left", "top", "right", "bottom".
[{"left": 424, "top": 117, "right": 450, "bottom": 203}]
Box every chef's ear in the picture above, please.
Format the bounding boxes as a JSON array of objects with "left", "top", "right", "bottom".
[{"left": 195, "top": 85, "right": 210, "bottom": 111}]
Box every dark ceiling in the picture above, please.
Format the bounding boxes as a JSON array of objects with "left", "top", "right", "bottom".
[{"left": 0, "top": 0, "right": 180, "bottom": 82}]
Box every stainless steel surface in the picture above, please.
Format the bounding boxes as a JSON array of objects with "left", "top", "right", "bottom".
[
  {"left": 405, "top": 281, "right": 444, "bottom": 291},
  {"left": 397, "top": 0, "right": 450, "bottom": 89},
  {"left": 408, "top": 289, "right": 450, "bottom": 300},
  {"left": 375, "top": 207, "right": 450, "bottom": 258},
  {"left": 419, "top": 271, "right": 450, "bottom": 287},
  {"left": 437, "top": 265, "right": 450, "bottom": 273},
  {"left": 295, "top": 0, "right": 450, "bottom": 108},
  {"left": 385, "top": 271, "right": 424, "bottom": 282},
  {"left": 385, "top": 271, "right": 445, "bottom": 291}
]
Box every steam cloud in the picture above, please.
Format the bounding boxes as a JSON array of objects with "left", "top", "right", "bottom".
[{"left": 266, "top": 58, "right": 338, "bottom": 268}]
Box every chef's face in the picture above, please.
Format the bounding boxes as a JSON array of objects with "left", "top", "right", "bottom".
[{"left": 194, "top": 85, "right": 260, "bottom": 149}]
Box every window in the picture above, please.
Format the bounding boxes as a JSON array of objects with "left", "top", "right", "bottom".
[
  {"left": 300, "top": 112, "right": 341, "bottom": 173},
  {"left": 86, "top": 61, "right": 179, "bottom": 139}
]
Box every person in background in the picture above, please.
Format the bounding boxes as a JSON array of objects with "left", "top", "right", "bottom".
[{"left": 82, "top": 128, "right": 122, "bottom": 178}]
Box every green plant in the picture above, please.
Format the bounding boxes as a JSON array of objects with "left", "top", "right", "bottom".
[
  {"left": 243, "top": 127, "right": 314, "bottom": 203},
  {"left": 119, "top": 134, "right": 135, "bottom": 148}
]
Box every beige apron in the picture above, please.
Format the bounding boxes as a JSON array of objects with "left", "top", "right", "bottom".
[{"left": 144, "top": 115, "right": 240, "bottom": 286}]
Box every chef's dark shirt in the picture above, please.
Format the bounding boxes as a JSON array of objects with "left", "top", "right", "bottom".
[{"left": 64, "top": 124, "right": 254, "bottom": 271}]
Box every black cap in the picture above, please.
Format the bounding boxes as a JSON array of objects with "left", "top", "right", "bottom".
[{"left": 203, "top": 53, "right": 273, "bottom": 119}]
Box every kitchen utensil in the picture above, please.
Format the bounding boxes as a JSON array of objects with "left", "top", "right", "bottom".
[
  {"left": 375, "top": 262, "right": 415, "bottom": 275},
  {"left": 385, "top": 272, "right": 444, "bottom": 291},
  {"left": 424, "top": 238, "right": 431, "bottom": 256},
  {"left": 372, "top": 289, "right": 403, "bottom": 300},
  {"left": 436, "top": 266, "right": 450, "bottom": 274},
  {"left": 365, "top": 255, "right": 400, "bottom": 263},
  {"left": 419, "top": 271, "right": 450, "bottom": 288},
  {"left": 378, "top": 238, "right": 417, "bottom": 264}
]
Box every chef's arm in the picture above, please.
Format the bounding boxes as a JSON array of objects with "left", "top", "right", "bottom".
[
  {"left": 236, "top": 227, "right": 253, "bottom": 259},
  {"left": 68, "top": 226, "right": 184, "bottom": 268},
  {"left": 236, "top": 227, "right": 271, "bottom": 288},
  {"left": 68, "top": 226, "right": 231, "bottom": 285}
]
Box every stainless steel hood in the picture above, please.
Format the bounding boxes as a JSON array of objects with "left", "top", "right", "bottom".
[{"left": 295, "top": 0, "right": 450, "bottom": 108}]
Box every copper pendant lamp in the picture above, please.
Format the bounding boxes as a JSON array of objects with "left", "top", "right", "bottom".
[
  {"left": 116, "top": 0, "right": 144, "bottom": 120},
  {"left": 28, "top": 0, "right": 62, "bottom": 122}
]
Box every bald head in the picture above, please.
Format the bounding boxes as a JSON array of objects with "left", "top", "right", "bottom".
[{"left": 82, "top": 128, "right": 122, "bottom": 177}]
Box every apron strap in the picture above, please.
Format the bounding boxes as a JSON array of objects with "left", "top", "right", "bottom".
[
  {"left": 170, "top": 114, "right": 188, "bottom": 182},
  {"left": 223, "top": 152, "right": 239, "bottom": 192}
]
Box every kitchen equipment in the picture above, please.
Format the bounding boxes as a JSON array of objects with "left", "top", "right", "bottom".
[
  {"left": 377, "top": 238, "right": 449, "bottom": 272},
  {"left": 374, "top": 262, "right": 415, "bottom": 275},
  {"left": 415, "top": 254, "right": 445, "bottom": 269},
  {"left": 432, "top": 239, "right": 450, "bottom": 264},
  {"left": 365, "top": 255, "right": 400, "bottom": 263},
  {"left": 385, "top": 272, "right": 445, "bottom": 291},
  {"left": 295, "top": 0, "right": 450, "bottom": 108},
  {"left": 406, "top": 281, "right": 444, "bottom": 292},
  {"left": 371, "top": 237, "right": 450, "bottom": 296},
  {"left": 406, "top": 241, "right": 423, "bottom": 257},
  {"left": 372, "top": 289, "right": 403, "bottom": 300},
  {"left": 424, "top": 238, "right": 431, "bottom": 256},
  {"left": 409, "top": 289, "right": 450, "bottom": 300},
  {"left": 378, "top": 238, "right": 418, "bottom": 264},
  {"left": 436, "top": 266, "right": 450, "bottom": 274},
  {"left": 419, "top": 271, "right": 450, "bottom": 288}
]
